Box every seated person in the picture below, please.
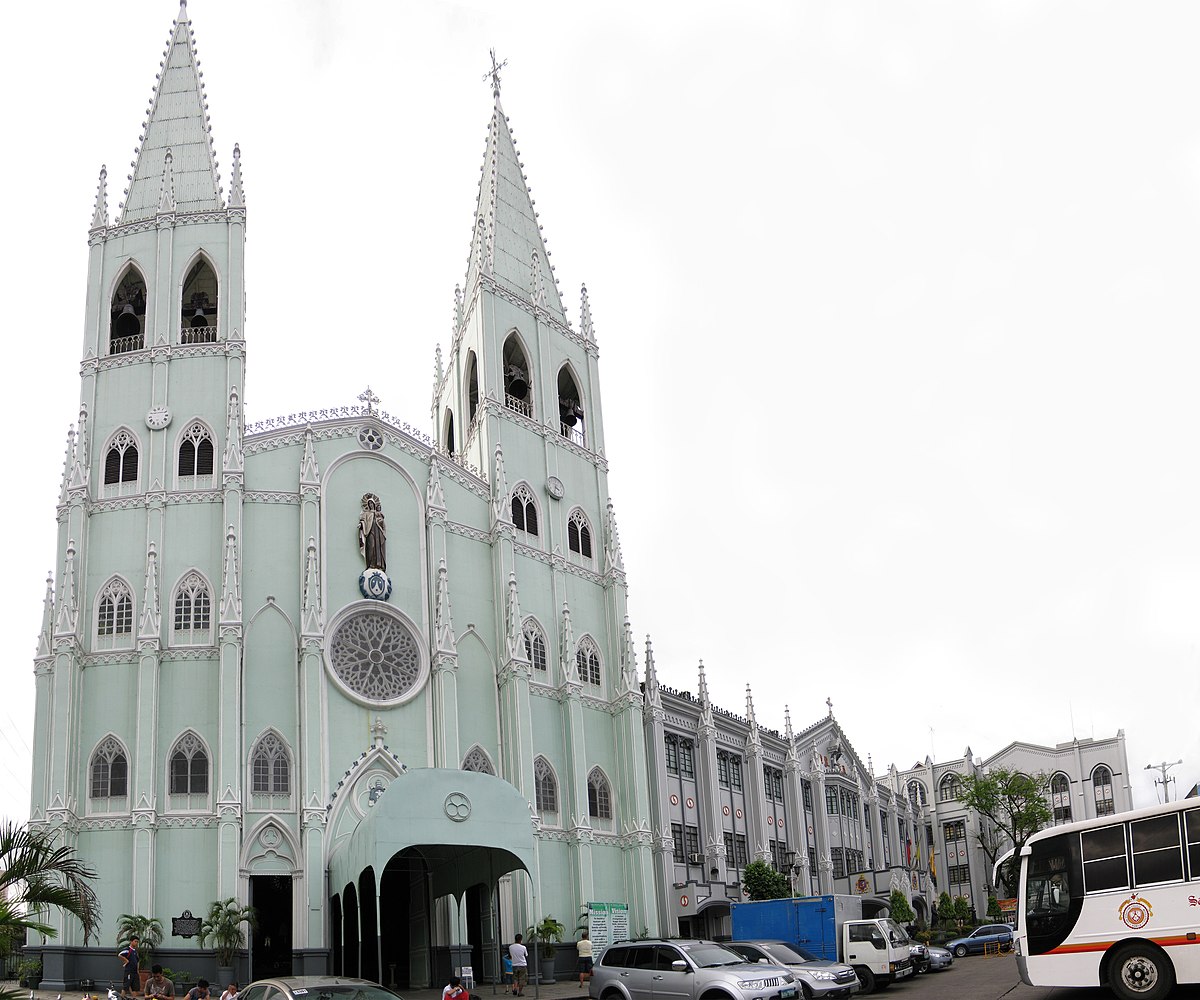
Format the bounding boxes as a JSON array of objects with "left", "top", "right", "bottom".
[
  {"left": 144, "top": 966, "right": 175, "bottom": 1000},
  {"left": 442, "top": 977, "right": 467, "bottom": 1000}
]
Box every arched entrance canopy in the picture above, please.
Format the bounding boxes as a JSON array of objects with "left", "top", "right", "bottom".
[{"left": 328, "top": 768, "right": 535, "bottom": 898}]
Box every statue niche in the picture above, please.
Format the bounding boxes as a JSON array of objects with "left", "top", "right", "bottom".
[{"left": 358, "top": 493, "right": 387, "bottom": 572}]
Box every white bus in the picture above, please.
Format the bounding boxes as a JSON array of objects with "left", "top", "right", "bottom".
[{"left": 1015, "top": 796, "right": 1200, "bottom": 1000}]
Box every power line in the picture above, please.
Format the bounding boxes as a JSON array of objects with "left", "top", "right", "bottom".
[{"left": 1144, "top": 759, "right": 1184, "bottom": 803}]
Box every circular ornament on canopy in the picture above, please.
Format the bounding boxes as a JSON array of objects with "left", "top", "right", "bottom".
[{"left": 326, "top": 603, "right": 426, "bottom": 707}]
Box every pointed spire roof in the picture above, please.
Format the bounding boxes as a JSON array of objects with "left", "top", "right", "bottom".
[
  {"left": 59, "top": 425, "right": 74, "bottom": 503},
  {"left": 619, "top": 615, "right": 638, "bottom": 693},
  {"left": 55, "top": 540, "right": 78, "bottom": 636},
  {"left": 224, "top": 387, "right": 244, "bottom": 473},
  {"left": 435, "top": 559, "right": 456, "bottom": 653},
  {"left": 506, "top": 572, "right": 525, "bottom": 662},
  {"left": 120, "top": 2, "right": 222, "bottom": 223},
  {"left": 302, "top": 537, "right": 322, "bottom": 635},
  {"left": 91, "top": 166, "right": 109, "bottom": 230},
  {"left": 139, "top": 543, "right": 161, "bottom": 639},
  {"left": 36, "top": 572, "right": 54, "bottom": 657},
  {"left": 560, "top": 602, "right": 576, "bottom": 683},
  {"left": 300, "top": 425, "right": 319, "bottom": 485},
  {"left": 605, "top": 500, "right": 625, "bottom": 572},
  {"left": 220, "top": 524, "right": 241, "bottom": 622},
  {"left": 644, "top": 634, "right": 661, "bottom": 707},
  {"left": 464, "top": 92, "right": 567, "bottom": 322}
]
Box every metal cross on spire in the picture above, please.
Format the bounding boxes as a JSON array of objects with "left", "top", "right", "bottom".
[
  {"left": 358, "top": 386, "right": 380, "bottom": 416},
  {"left": 826, "top": 696, "right": 833, "bottom": 717},
  {"left": 484, "top": 48, "right": 508, "bottom": 99}
]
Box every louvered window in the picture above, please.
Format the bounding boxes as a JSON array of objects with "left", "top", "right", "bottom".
[
  {"left": 102, "top": 430, "right": 139, "bottom": 496},
  {"left": 588, "top": 768, "right": 612, "bottom": 821},
  {"left": 177, "top": 422, "right": 215, "bottom": 488},
  {"left": 535, "top": 756, "right": 558, "bottom": 814},
  {"left": 567, "top": 509, "right": 593, "bottom": 559},
  {"left": 511, "top": 484, "right": 539, "bottom": 537}
]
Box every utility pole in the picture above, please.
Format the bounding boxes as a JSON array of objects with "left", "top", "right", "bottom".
[{"left": 1144, "top": 759, "right": 1183, "bottom": 803}]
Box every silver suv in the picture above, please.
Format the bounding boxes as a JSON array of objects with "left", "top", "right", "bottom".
[{"left": 590, "top": 940, "right": 797, "bottom": 1000}]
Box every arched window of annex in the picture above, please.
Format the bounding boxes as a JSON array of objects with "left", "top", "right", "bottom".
[
  {"left": 462, "top": 745, "right": 496, "bottom": 775},
  {"left": 907, "top": 779, "right": 927, "bottom": 809},
  {"left": 939, "top": 773, "right": 962, "bottom": 802},
  {"left": 167, "top": 730, "right": 210, "bottom": 811},
  {"left": 95, "top": 576, "right": 135, "bottom": 650},
  {"left": 442, "top": 409, "right": 456, "bottom": 457},
  {"left": 102, "top": 427, "right": 140, "bottom": 498},
  {"left": 503, "top": 331, "right": 533, "bottom": 418},
  {"left": 557, "top": 364, "right": 586, "bottom": 447},
  {"left": 465, "top": 351, "right": 480, "bottom": 427},
  {"left": 587, "top": 766, "right": 614, "bottom": 825},
  {"left": 522, "top": 617, "right": 548, "bottom": 677},
  {"left": 567, "top": 507, "right": 594, "bottom": 563},
  {"left": 250, "top": 729, "right": 292, "bottom": 801},
  {"left": 511, "top": 482, "right": 539, "bottom": 539},
  {"left": 1049, "top": 772, "right": 1072, "bottom": 824},
  {"left": 88, "top": 734, "right": 129, "bottom": 813},
  {"left": 180, "top": 254, "right": 219, "bottom": 343},
  {"left": 109, "top": 262, "right": 148, "bottom": 355},
  {"left": 176, "top": 419, "right": 216, "bottom": 490},
  {"left": 172, "top": 570, "right": 213, "bottom": 646},
  {"left": 1091, "top": 764, "right": 1115, "bottom": 817},
  {"left": 576, "top": 635, "right": 602, "bottom": 688},
  {"left": 534, "top": 755, "right": 558, "bottom": 821}
]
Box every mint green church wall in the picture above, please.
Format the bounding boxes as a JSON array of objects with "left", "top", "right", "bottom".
[
  {"left": 155, "top": 827, "right": 219, "bottom": 936},
  {"left": 244, "top": 603, "right": 300, "bottom": 757},
  {"left": 81, "top": 829, "right": 134, "bottom": 945}
]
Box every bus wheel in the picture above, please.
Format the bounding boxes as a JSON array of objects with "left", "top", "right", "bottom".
[{"left": 1108, "top": 943, "right": 1175, "bottom": 1000}]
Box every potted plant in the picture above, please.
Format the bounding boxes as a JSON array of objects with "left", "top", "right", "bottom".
[
  {"left": 527, "top": 916, "right": 565, "bottom": 984},
  {"left": 18, "top": 958, "right": 42, "bottom": 989},
  {"left": 198, "top": 898, "right": 257, "bottom": 985},
  {"left": 117, "top": 913, "right": 164, "bottom": 991}
]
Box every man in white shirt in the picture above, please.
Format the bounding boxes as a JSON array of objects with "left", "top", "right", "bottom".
[{"left": 509, "top": 935, "right": 529, "bottom": 998}]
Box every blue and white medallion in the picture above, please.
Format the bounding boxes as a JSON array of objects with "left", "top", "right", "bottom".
[{"left": 359, "top": 567, "right": 393, "bottom": 601}]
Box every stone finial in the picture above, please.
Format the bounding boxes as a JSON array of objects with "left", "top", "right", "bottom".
[
  {"left": 434, "top": 343, "right": 444, "bottom": 386},
  {"left": 223, "top": 387, "right": 244, "bottom": 473},
  {"left": 746, "top": 684, "right": 759, "bottom": 734},
  {"left": 506, "top": 572, "right": 525, "bottom": 662},
  {"left": 158, "top": 149, "right": 176, "bottom": 214},
  {"left": 300, "top": 425, "right": 319, "bottom": 485},
  {"left": 228, "top": 143, "right": 245, "bottom": 208},
  {"left": 560, "top": 602, "right": 576, "bottom": 682},
  {"left": 55, "top": 540, "right": 78, "bottom": 636},
  {"left": 426, "top": 456, "right": 446, "bottom": 511},
  {"left": 139, "top": 543, "right": 161, "bottom": 639},
  {"left": 36, "top": 572, "right": 54, "bottom": 657},
  {"left": 580, "top": 283, "right": 595, "bottom": 343},
  {"left": 302, "top": 537, "right": 321, "bottom": 635},
  {"left": 91, "top": 166, "right": 109, "bottom": 230},
  {"left": 826, "top": 696, "right": 834, "bottom": 717},
  {"left": 697, "top": 659, "right": 710, "bottom": 704},
  {"left": 454, "top": 285, "right": 464, "bottom": 330},
  {"left": 220, "top": 524, "right": 241, "bottom": 623},
  {"left": 59, "top": 425, "right": 75, "bottom": 503},
  {"left": 435, "top": 559, "right": 456, "bottom": 654},
  {"left": 644, "top": 634, "right": 661, "bottom": 707},
  {"left": 491, "top": 445, "right": 508, "bottom": 522},
  {"left": 68, "top": 405, "right": 88, "bottom": 491},
  {"left": 605, "top": 500, "right": 625, "bottom": 572},
  {"left": 620, "top": 615, "right": 638, "bottom": 692},
  {"left": 370, "top": 716, "right": 388, "bottom": 749}
]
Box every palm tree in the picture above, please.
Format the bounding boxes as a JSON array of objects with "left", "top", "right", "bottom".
[
  {"left": 198, "top": 898, "right": 257, "bottom": 969},
  {"left": 0, "top": 819, "right": 100, "bottom": 1000}
]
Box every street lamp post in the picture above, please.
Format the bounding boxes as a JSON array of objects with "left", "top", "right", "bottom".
[{"left": 783, "top": 850, "right": 798, "bottom": 899}]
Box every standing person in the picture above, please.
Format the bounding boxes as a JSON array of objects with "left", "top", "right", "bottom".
[
  {"left": 509, "top": 934, "right": 529, "bottom": 998},
  {"left": 501, "top": 953, "right": 513, "bottom": 994},
  {"left": 185, "top": 979, "right": 211, "bottom": 1000},
  {"left": 576, "top": 932, "right": 594, "bottom": 989},
  {"left": 144, "top": 966, "right": 174, "bottom": 1000},
  {"left": 117, "top": 936, "right": 140, "bottom": 999}
]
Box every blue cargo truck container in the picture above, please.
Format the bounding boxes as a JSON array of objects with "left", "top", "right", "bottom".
[{"left": 731, "top": 895, "right": 913, "bottom": 994}]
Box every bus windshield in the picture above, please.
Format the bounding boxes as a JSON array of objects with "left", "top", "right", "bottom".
[{"left": 1024, "top": 846, "right": 1072, "bottom": 936}]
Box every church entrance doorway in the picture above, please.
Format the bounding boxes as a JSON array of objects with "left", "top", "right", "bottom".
[{"left": 250, "top": 875, "right": 293, "bottom": 979}]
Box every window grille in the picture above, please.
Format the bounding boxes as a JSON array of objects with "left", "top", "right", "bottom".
[
  {"left": 576, "top": 638, "right": 601, "bottom": 686},
  {"left": 173, "top": 572, "right": 212, "bottom": 644},
  {"left": 169, "top": 732, "right": 208, "bottom": 795},
  {"left": 250, "top": 732, "right": 290, "bottom": 794},
  {"left": 1093, "top": 766, "right": 1115, "bottom": 817},
  {"left": 89, "top": 737, "right": 128, "bottom": 799},
  {"left": 462, "top": 746, "right": 495, "bottom": 774},
  {"left": 534, "top": 756, "right": 557, "bottom": 813},
  {"left": 523, "top": 620, "right": 547, "bottom": 672}
]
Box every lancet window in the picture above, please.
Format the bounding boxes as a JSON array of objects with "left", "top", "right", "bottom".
[
  {"left": 587, "top": 767, "right": 613, "bottom": 821},
  {"left": 443, "top": 410, "right": 455, "bottom": 456},
  {"left": 168, "top": 731, "right": 209, "bottom": 803},
  {"left": 465, "top": 351, "right": 480, "bottom": 427},
  {"left": 462, "top": 746, "right": 495, "bottom": 775},
  {"left": 557, "top": 366, "right": 585, "bottom": 446},
  {"left": 172, "top": 572, "right": 212, "bottom": 644},
  {"left": 95, "top": 578, "right": 134, "bottom": 649},
  {"left": 567, "top": 509, "right": 593, "bottom": 561},
  {"left": 503, "top": 333, "right": 533, "bottom": 417},
  {"left": 576, "top": 637, "right": 601, "bottom": 687},
  {"left": 1092, "top": 765, "right": 1115, "bottom": 817},
  {"left": 511, "top": 483, "right": 539, "bottom": 537},
  {"left": 908, "top": 779, "right": 927, "bottom": 808},
  {"left": 110, "top": 265, "right": 147, "bottom": 354},
  {"left": 89, "top": 737, "right": 128, "bottom": 800},
  {"left": 251, "top": 731, "right": 291, "bottom": 795},
  {"left": 180, "top": 257, "right": 219, "bottom": 343},
  {"left": 102, "top": 430, "right": 140, "bottom": 497},
  {"left": 177, "top": 421, "right": 215, "bottom": 489},
  {"left": 523, "top": 619, "right": 548, "bottom": 674},
  {"left": 534, "top": 756, "right": 558, "bottom": 815},
  {"left": 939, "top": 773, "right": 963, "bottom": 801}
]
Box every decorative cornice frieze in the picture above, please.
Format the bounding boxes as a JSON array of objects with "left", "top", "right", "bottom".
[
  {"left": 244, "top": 490, "right": 301, "bottom": 505},
  {"left": 79, "top": 651, "right": 138, "bottom": 668},
  {"left": 160, "top": 646, "right": 220, "bottom": 662},
  {"left": 446, "top": 520, "right": 490, "bottom": 543}
]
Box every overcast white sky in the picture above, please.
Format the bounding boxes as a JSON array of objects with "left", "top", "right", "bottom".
[{"left": 1, "top": 1, "right": 1197, "bottom": 826}]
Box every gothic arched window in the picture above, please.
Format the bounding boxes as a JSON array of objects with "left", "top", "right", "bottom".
[
  {"left": 587, "top": 767, "right": 612, "bottom": 821},
  {"left": 534, "top": 756, "right": 558, "bottom": 815},
  {"left": 576, "top": 637, "right": 601, "bottom": 687},
  {"left": 95, "top": 577, "right": 134, "bottom": 649},
  {"left": 907, "top": 779, "right": 927, "bottom": 808},
  {"left": 511, "top": 483, "right": 539, "bottom": 537},
  {"left": 177, "top": 421, "right": 215, "bottom": 489},
  {"left": 465, "top": 351, "right": 480, "bottom": 426},
  {"left": 462, "top": 745, "right": 495, "bottom": 775},
  {"left": 169, "top": 731, "right": 209, "bottom": 795},
  {"left": 503, "top": 332, "right": 533, "bottom": 417},
  {"left": 173, "top": 572, "right": 212, "bottom": 645},
  {"left": 110, "top": 264, "right": 147, "bottom": 354},
  {"left": 523, "top": 619, "right": 548, "bottom": 674},
  {"left": 1050, "top": 772, "right": 1072, "bottom": 824},
  {"left": 89, "top": 736, "right": 128, "bottom": 799},
  {"left": 251, "top": 731, "right": 291, "bottom": 795},
  {"left": 102, "top": 429, "right": 140, "bottom": 497},
  {"left": 939, "top": 773, "right": 962, "bottom": 802},
  {"left": 1092, "top": 765, "right": 1115, "bottom": 817},
  {"left": 180, "top": 257, "right": 219, "bottom": 343},
  {"left": 567, "top": 509, "right": 593, "bottom": 561},
  {"left": 557, "top": 365, "right": 585, "bottom": 446},
  {"left": 443, "top": 409, "right": 455, "bottom": 456}
]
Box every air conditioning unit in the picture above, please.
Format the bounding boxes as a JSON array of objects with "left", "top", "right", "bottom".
[{"left": 688, "top": 853, "right": 704, "bottom": 865}]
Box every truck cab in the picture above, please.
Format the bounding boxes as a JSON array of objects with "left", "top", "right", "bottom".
[{"left": 840, "top": 918, "right": 913, "bottom": 992}]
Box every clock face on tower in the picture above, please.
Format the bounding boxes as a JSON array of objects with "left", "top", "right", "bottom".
[
  {"left": 145, "top": 405, "right": 172, "bottom": 430},
  {"left": 546, "top": 476, "right": 565, "bottom": 500}
]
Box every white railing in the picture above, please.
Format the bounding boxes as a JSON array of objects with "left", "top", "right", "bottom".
[
  {"left": 180, "top": 325, "right": 218, "bottom": 344},
  {"left": 560, "top": 423, "right": 586, "bottom": 448},
  {"left": 505, "top": 394, "right": 533, "bottom": 417},
  {"left": 109, "top": 334, "right": 144, "bottom": 355}
]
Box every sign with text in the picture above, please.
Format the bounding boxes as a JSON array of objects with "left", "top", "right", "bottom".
[
  {"left": 172, "top": 909, "right": 201, "bottom": 938},
  {"left": 587, "top": 902, "right": 630, "bottom": 952}
]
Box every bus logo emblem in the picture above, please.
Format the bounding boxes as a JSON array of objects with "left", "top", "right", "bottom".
[{"left": 1118, "top": 894, "right": 1152, "bottom": 930}]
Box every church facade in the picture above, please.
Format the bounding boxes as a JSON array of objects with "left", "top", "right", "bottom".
[{"left": 30, "top": 3, "right": 655, "bottom": 989}]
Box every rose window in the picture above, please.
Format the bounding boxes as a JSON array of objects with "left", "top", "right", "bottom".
[{"left": 329, "top": 610, "right": 421, "bottom": 703}]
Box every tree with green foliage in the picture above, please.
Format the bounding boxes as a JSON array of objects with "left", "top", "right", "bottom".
[
  {"left": 742, "top": 859, "right": 789, "bottom": 900},
  {"left": 887, "top": 889, "right": 915, "bottom": 924},
  {"left": 986, "top": 895, "right": 1001, "bottom": 919},
  {"left": 116, "top": 914, "right": 164, "bottom": 968},
  {"left": 952, "top": 895, "right": 971, "bottom": 927},
  {"left": 0, "top": 819, "right": 100, "bottom": 1000},
  {"left": 935, "top": 890, "right": 953, "bottom": 927},
  {"left": 198, "top": 898, "right": 257, "bottom": 968},
  {"left": 959, "top": 768, "right": 1052, "bottom": 894}
]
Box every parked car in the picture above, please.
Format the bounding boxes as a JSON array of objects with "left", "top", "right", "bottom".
[
  {"left": 590, "top": 939, "right": 797, "bottom": 1000},
  {"left": 944, "top": 923, "right": 1013, "bottom": 957},
  {"left": 925, "top": 945, "right": 953, "bottom": 971},
  {"left": 238, "top": 977, "right": 403, "bottom": 1000},
  {"left": 728, "top": 940, "right": 860, "bottom": 999},
  {"left": 909, "top": 943, "right": 929, "bottom": 974}
]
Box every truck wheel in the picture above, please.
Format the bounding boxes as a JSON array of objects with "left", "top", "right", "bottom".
[
  {"left": 799, "top": 986, "right": 813, "bottom": 1000},
  {"left": 1107, "top": 943, "right": 1175, "bottom": 1000},
  {"left": 954, "top": 945, "right": 968, "bottom": 958},
  {"left": 853, "top": 967, "right": 876, "bottom": 994}
]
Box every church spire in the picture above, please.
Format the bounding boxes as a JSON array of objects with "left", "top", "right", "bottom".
[
  {"left": 139, "top": 543, "right": 161, "bottom": 639},
  {"left": 435, "top": 559, "right": 456, "bottom": 653},
  {"left": 36, "top": 572, "right": 54, "bottom": 657},
  {"left": 119, "top": 1, "right": 222, "bottom": 223},
  {"left": 644, "top": 635, "right": 661, "bottom": 708},
  {"left": 302, "top": 537, "right": 322, "bottom": 635},
  {"left": 463, "top": 69, "right": 567, "bottom": 322},
  {"left": 55, "top": 540, "right": 78, "bottom": 636},
  {"left": 91, "top": 166, "right": 108, "bottom": 231}
]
